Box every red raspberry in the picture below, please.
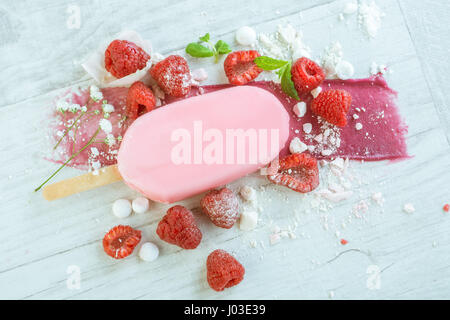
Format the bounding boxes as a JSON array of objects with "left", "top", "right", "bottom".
[
  {"left": 206, "top": 249, "right": 245, "bottom": 292},
  {"left": 104, "top": 40, "right": 150, "bottom": 79},
  {"left": 224, "top": 50, "right": 263, "bottom": 85},
  {"left": 149, "top": 55, "right": 191, "bottom": 97},
  {"left": 200, "top": 188, "right": 239, "bottom": 229},
  {"left": 291, "top": 57, "right": 325, "bottom": 95},
  {"left": 311, "top": 89, "right": 352, "bottom": 127},
  {"left": 126, "top": 81, "right": 156, "bottom": 119},
  {"left": 267, "top": 153, "right": 319, "bottom": 193},
  {"left": 443, "top": 204, "right": 449, "bottom": 212},
  {"left": 156, "top": 205, "right": 202, "bottom": 249},
  {"left": 340, "top": 239, "right": 348, "bottom": 245},
  {"left": 103, "top": 225, "right": 142, "bottom": 259}
]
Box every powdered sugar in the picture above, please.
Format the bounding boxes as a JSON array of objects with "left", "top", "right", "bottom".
[
  {"left": 257, "top": 24, "right": 312, "bottom": 64},
  {"left": 320, "top": 42, "right": 346, "bottom": 79},
  {"left": 358, "top": 1, "right": 385, "bottom": 38}
]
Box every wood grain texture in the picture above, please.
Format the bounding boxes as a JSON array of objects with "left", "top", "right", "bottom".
[{"left": 0, "top": 0, "right": 449, "bottom": 299}]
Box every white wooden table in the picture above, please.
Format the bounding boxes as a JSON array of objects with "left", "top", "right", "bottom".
[{"left": 0, "top": 0, "right": 449, "bottom": 299}]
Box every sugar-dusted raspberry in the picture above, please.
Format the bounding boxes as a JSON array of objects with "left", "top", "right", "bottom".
[
  {"left": 311, "top": 89, "right": 352, "bottom": 127},
  {"left": 126, "top": 81, "right": 156, "bottom": 119},
  {"left": 200, "top": 188, "right": 240, "bottom": 229},
  {"left": 149, "top": 55, "right": 191, "bottom": 97},
  {"left": 103, "top": 225, "right": 142, "bottom": 259},
  {"left": 340, "top": 239, "right": 348, "bottom": 245},
  {"left": 224, "top": 50, "right": 263, "bottom": 85},
  {"left": 267, "top": 153, "right": 319, "bottom": 193},
  {"left": 104, "top": 40, "right": 150, "bottom": 79},
  {"left": 206, "top": 249, "right": 245, "bottom": 292},
  {"left": 443, "top": 204, "right": 449, "bottom": 212},
  {"left": 156, "top": 205, "right": 202, "bottom": 249},
  {"left": 291, "top": 57, "right": 325, "bottom": 95}
]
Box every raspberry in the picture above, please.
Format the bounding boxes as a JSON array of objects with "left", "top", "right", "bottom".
[
  {"left": 224, "top": 50, "right": 263, "bottom": 85},
  {"left": 311, "top": 89, "right": 352, "bottom": 127},
  {"left": 291, "top": 57, "right": 325, "bottom": 95},
  {"left": 444, "top": 204, "right": 449, "bottom": 212},
  {"left": 206, "top": 249, "right": 245, "bottom": 292},
  {"left": 126, "top": 81, "right": 156, "bottom": 119},
  {"left": 149, "top": 55, "right": 191, "bottom": 97},
  {"left": 200, "top": 188, "right": 239, "bottom": 229},
  {"left": 340, "top": 239, "right": 348, "bottom": 245},
  {"left": 104, "top": 40, "right": 150, "bottom": 79},
  {"left": 267, "top": 153, "right": 319, "bottom": 193},
  {"left": 156, "top": 205, "right": 202, "bottom": 249},
  {"left": 103, "top": 225, "right": 142, "bottom": 259}
]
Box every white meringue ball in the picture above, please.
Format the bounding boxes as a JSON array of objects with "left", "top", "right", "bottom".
[
  {"left": 235, "top": 26, "right": 257, "bottom": 46},
  {"left": 132, "top": 197, "right": 149, "bottom": 214},
  {"left": 112, "top": 199, "right": 132, "bottom": 218},
  {"left": 239, "top": 210, "right": 258, "bottom": 231},
  {"left": 139, "top": 242, "right": 159, "bottom": 262},
  {"left": 336, "top": 60, "right": 355, "bottom": 80}
]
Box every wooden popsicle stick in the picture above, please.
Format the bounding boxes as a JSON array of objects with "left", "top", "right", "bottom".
[{"left": 42, "top": 164, "right": 123, "bottom": 201}]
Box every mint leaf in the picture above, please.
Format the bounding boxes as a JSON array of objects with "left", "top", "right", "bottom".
[
  {"left": 186, "top": 34, "right": 232, "bottom": 62},
  {"left": 199, "top": 33, "right": 210, "bottom": 42},
  {"left": 214, "top": 40, "right": 231, "bottom": 54},
  {"left": 280, "top": 63, "right": 300, "bottom": 100},
  {"left": 255, "top": 56, "right": 288, "bottom": 70},
  {"left": 186, "top": 43, "right": 214, "bottom": 57},
  {"left": 255, "top": 55, "right": 300, "bottom": 100}
]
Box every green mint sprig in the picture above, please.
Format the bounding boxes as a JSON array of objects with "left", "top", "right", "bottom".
[
  {"left": 254, "top": 56, "right": 300, "bottom": 100},
  {"left": 186, "top": 33, "right": 231, "bottom": 62}
]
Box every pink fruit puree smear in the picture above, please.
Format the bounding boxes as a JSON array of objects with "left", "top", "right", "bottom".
[
  {"left": 49, "top": 87, "right": 132, "bottom": 170},
  {"left": 48, "top": 76, "right": 408, "bottom": 170}
]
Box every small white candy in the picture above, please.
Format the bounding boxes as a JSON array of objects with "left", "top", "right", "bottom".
[
  {"left": 138, "top": 242, "right": 159, "bottom": 262},
  {"left": 336, "top": 60, "right": 354, "bottom": 80},
  {"left": 403, "top": 203, "right": 415, "bottom": 214},
  {"left": 289, "top": 137, "right": 308, "bottom": 154},
  {"left": 240, "top": 186, "right": 256, "bottom": 203},
  {"left": 303, "top": 123, "right": 312, "bottom": 134},
  {"left": 132, "top": 197, "right": 149, "bottom": 214},
  {"left": 235, "top": 26, "right": 257, "bottom": 46},
  {"left": 353, "top": 114, "right": 359, "bottom": 120},
  {"left": 112, "top": 199, "right": 132, "bottom": 218},
  {"left": 311, "top": 86, "right": 322, "bottom": 99},
  {"left": 239, "top": 210, "right": 258, "bottom": 231},
  {"left": 355, "top": 123, "right": 363, "bottom": 130},
  {"left": 293, "top": 102, "right": 307, "bottom": 117},
  {"left": 191, "top": 68, "right": 208, "bottom": 82}
]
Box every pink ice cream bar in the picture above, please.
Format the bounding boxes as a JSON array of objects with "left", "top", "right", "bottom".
[{"left": 117, "top": 86, "right": 290, "bottom": 203}]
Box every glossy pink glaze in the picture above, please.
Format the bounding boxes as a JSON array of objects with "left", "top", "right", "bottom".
[{"left": 117, "top": 86, "right": 290, "bottom": 203}]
